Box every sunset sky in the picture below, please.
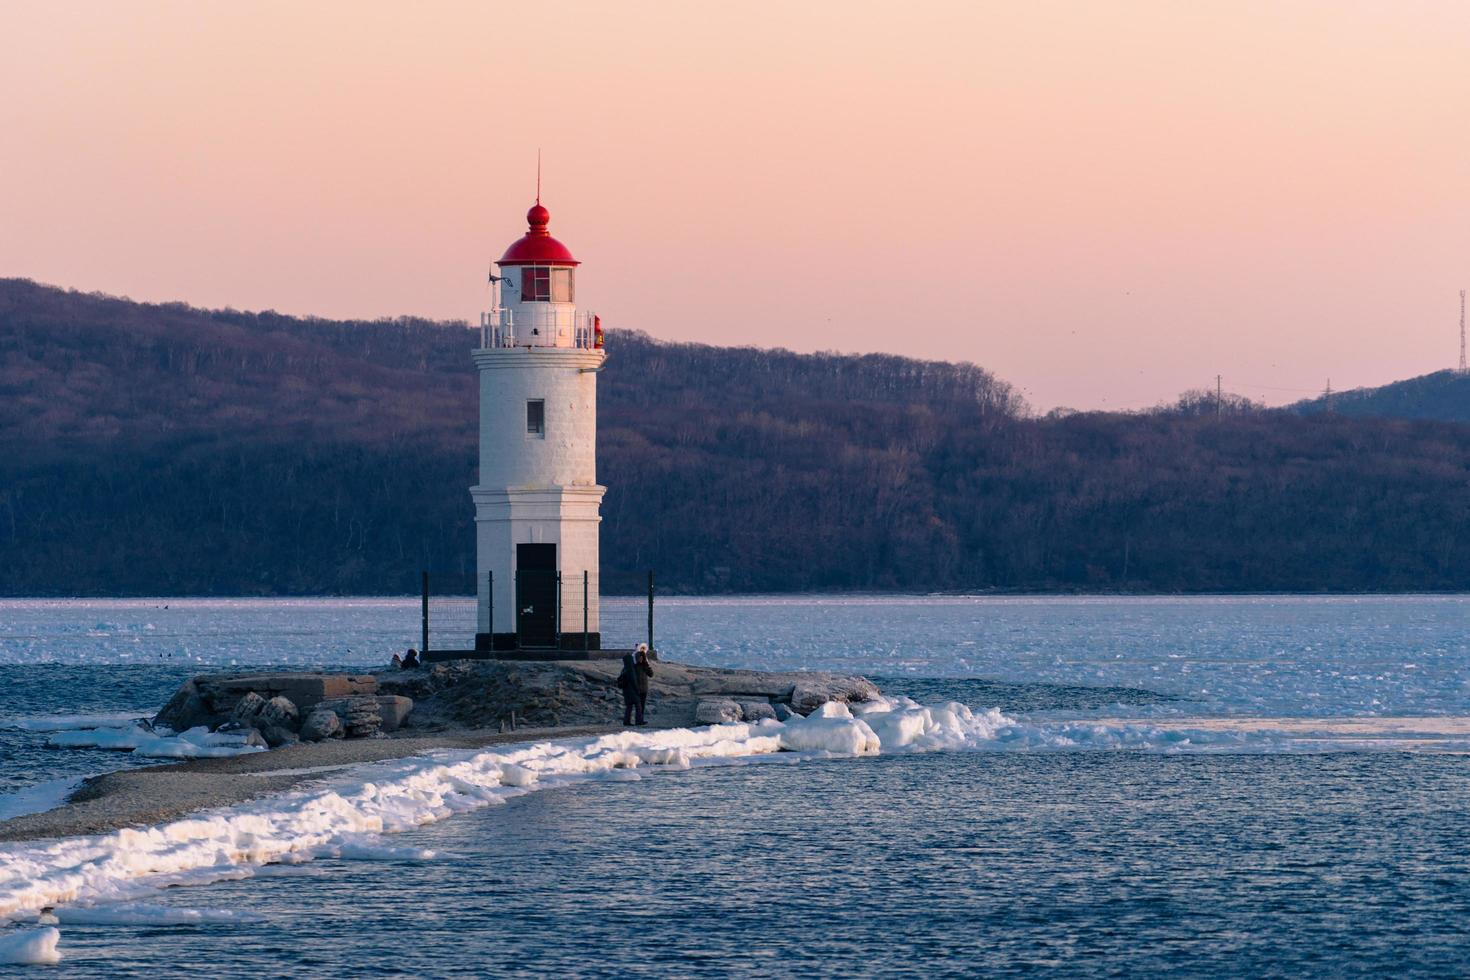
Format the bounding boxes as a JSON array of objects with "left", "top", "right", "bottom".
[{"left": 3, "top": 1, "right": 1468, "bottom": 410}]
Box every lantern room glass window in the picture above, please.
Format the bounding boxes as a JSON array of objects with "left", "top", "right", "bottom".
[
  {"left": 518, "top": 266, "right": 574, "bottom": 303},
  {"left": 521, "top": 267, "right": 550, "bottom": 302}
]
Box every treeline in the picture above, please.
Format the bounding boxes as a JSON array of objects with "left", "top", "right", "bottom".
[{"left": 2, "top": 278, "right": 1468, "bottom": 595}]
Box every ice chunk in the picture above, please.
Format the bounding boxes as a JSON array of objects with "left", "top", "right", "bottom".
[
  {"left": 0, "top": 926, "right": 61, "bottom": 965},
  {"left": 55, "top": 902, "right": 260, "bottom": 926}
]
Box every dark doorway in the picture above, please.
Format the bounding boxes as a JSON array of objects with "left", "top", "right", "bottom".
[{"left": 516, "top": 543, "right": 558, "bottom": 647}]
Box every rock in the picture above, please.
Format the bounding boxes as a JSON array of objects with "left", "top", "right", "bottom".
[
  {"left": 153, "top": 679, "right": 208, "bottom": 733},
  {"left": 773, "top": 703, "right": 800, "bottom": 721},
  {"left": 229, "top": 692, "right": 267, "bottom": 723},
  {"left": 300, "top": 708, "right": 343, "bottom": 741},
  {"left": 259, "top": 724, "right": 299, "bottom": 748},
  {"left": 154, "top": 673, "right": 380, "bottom": 733},
  {"left": 738, "top": 701, "right": 778, "bottom": 722},
  {"left": 375, "top": 695, "right": 414, "bottom": 732},
  {"left": 787, "top": 677, "right": 881, "bottom": 715},
  {"left": 258, "top": 696, "right": 299, "bottom": 729},
  {"left": 215, "top": 721, "right": 268, "bottom": 749},
  {"left": 694, "top": 698, "right": 742, "bottom": 725}
]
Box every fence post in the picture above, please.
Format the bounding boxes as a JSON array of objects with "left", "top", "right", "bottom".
[
  {"left": 487, "top": 570, "right": 494, "bottom": 649},
  {"left": 647, "top": 570, "right": 655, "bottom": 654},
  {"left": 421, "top": 571, "right": 429, "bottom": 656},
  {"left": 583, "top": 570, "right": 589, "bottom": 652},
  {"left": 556, "top": 571, "right": 563, "bottom": 652}
]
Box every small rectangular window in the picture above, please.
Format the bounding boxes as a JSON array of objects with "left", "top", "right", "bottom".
[
  {"left": 526, "top": 399, "right": 545, "bottom": 437},
  {"left": 552, "top": 268, "right": 574, "bottom": 303},
  {"left": 521, "top": 267, "right": 551, "bottom": 302}
]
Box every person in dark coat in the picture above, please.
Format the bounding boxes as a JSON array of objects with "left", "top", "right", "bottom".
[
  {"left": 401, "top": 648, "right": 420, "bottom": 669},
  {"left": 619, "top": 645, "right": 654, "bottom": 725}
]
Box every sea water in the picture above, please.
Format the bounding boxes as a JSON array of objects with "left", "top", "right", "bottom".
[{"left": 1, "top": 595, "right": 1468, "bottom": 976}]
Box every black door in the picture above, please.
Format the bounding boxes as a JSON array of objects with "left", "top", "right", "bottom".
[{"left": 516, "top": 543, "right": 558, "bottom": 647}]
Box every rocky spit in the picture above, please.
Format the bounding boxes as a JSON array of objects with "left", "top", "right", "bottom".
[
  {"left": 0, "top": 660, "right": 879, "bottom": 842},
  {"left": 153, "top": 659, "right": 881, "bottom": 745}
]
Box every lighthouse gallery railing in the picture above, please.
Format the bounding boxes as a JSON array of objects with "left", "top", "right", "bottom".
[{"left": 478, "top": 310, "right": 599, "bottom": 350}]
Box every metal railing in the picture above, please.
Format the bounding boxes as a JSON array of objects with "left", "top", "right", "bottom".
[{"left": 478, "top": 309, "right": 600, "bottom": 350}]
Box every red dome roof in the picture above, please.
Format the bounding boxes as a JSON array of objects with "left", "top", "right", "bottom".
[{"left": 498, "top": 203, "right": 579, "bottom": 266}]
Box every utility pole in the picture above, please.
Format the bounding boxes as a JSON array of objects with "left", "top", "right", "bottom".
[
  {"left": 1324, "top": 378, "right": 1333, "bottom": 413},
  {"left": 1215, "top": 374, "right": 1223, "bottom": 418}
]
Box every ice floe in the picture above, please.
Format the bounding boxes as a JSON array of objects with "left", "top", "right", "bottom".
[
  {"left": 0, "top": 926, "right": 61, "bottom": 965},
  {"left": 0, "top": 777, "right": 84, "bottom": 823},
  {"left": 46, "top": 723, "right": 266, "bottom": 759}
]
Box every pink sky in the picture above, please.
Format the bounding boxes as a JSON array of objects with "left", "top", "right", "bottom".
[{"left": 3, "top": 1, "right": 1468, "bottom": 410}]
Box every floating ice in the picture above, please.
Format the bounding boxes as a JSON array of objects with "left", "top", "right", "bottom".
[
  {"left": 0, "top": 926, "right": 61, "bottom": 965},
  {"left": 2, "top": 713, "right": 153, "bottom": 733},
  {"left": 0, "top": 777, "right": 84, "bottom": 823},
  {"left": 54, "top": 902, "right": 260, "bottom": 926},
  {"left": 46, "top": 724, "right": 266, "bottom": 759}
]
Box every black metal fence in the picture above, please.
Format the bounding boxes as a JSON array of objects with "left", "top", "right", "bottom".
[{"left": 421, "top": 570, "right": 654, "bottom": 657}]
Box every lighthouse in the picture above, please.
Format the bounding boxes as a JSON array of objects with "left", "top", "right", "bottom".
[{"left": 472, "top": 200, "right": 605, "bottom": 651}]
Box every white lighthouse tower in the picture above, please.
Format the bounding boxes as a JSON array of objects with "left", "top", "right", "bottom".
[{"left": 472, "top": 199, "right": 605, "bottom": 651}]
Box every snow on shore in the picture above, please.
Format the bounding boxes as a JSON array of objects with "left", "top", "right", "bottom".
[{"left": 0, "top": 698, "right": 1005, "bottom": 921}]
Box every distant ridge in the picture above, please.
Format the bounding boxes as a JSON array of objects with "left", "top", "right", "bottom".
[
  {"left": 2, "top": 278, "right": 1469, "bottom": 596},
  {"left": 1291, "top": 370, "right": 1470, "bottom": 423}
]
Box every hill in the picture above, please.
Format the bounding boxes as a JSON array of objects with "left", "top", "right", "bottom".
[
  {"left": 3, "top": 278, "right": 1469, "bottom": 595},
  {"left": 1291, "top": 370, "right": 1470, "bottom": 423}
]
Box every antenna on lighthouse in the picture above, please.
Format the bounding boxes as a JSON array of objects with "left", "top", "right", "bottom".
[{"left": 536, "top": 149, "right": 542, "bottom": 205}]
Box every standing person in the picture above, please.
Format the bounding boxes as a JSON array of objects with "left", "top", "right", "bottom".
[
  {"left": 618, "top": 646, "right": 655, "bottom": 726},
  {"left": 632, "top": 643, "right": 654, "bottom": 726},
  {"left": 617, "top": 653, "right": 638, "bottom": 726}
]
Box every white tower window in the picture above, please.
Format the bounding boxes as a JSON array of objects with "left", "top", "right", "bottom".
[{"left": 526, "top": 399, "right": 546, "bottom": 437}]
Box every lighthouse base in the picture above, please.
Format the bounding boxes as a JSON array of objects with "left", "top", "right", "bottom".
[{"left": 475, "top": 631, "right": 602, "bottom": 653}]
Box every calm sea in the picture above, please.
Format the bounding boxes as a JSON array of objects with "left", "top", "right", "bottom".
[{"left": 2, "top": 595, "right": 1468, "bottom": 976}]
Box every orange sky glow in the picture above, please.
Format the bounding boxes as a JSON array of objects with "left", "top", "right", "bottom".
[{"left": 3, "top": 0, "right": 1468, "bottom": 409}]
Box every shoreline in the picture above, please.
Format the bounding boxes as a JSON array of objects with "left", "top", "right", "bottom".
[{"left": 0, "top": 724, "right": 622, "bottom": 843}]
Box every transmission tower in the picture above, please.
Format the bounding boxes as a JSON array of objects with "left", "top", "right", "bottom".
[{"left": 1460, "top": 289, "right": 1467, "bottom": 374}]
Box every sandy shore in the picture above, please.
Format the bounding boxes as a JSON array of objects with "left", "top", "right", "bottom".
[{"left": 0, "top": 724, "right": 621, "bottom": 843}]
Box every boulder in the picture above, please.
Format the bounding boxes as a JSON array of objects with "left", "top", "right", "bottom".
[
  {"left": 229, "top": 692, "right": 267, "bottom": 723},
  {"left": 153, "top": 679, "right": 209, "bottom": 733},
  {"left": 738, "top": 701, "right": 778, "bottom": 722},
  {"left": 259, "top": 724, "right": 300, "bottom": 748},
  {"left": 773, "top": 703, "right": 800, "bottom": 721},
  {"left": 375, "top": 695, "right": 414, "bottom": 732},
  {"left": 215, "top": 721, "right": 269, "bottom": 749},
  {"left": 258, "top": 696, "right": 299, "bottom": 729},
  {"left": 300, "top": 708, "right": 343, "bottom": 741},
  {"left": 694, "top": 698, "right": 742, "bottom": 725},
  {"left": 341, "top": 696, "right": 382, "bottom": 737},
  {"left": 787, "top": 677, "right": 881, "bottom": 715}
]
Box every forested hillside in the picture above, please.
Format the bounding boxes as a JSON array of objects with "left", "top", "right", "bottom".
[
  {"left": 1291, "top": 370, "right": 1470, "bottom": 423},
  {"left": 3, "top": 278, "right": 1469, "bottom": 595}
]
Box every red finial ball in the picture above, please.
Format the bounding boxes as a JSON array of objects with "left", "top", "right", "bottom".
[{"left": 527, "top": 203, "right": 550, "bottom": 228}]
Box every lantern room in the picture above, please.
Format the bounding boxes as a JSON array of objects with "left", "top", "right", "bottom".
[{"left": 481, "top": 202, "right": 596, "bottom": 349}]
